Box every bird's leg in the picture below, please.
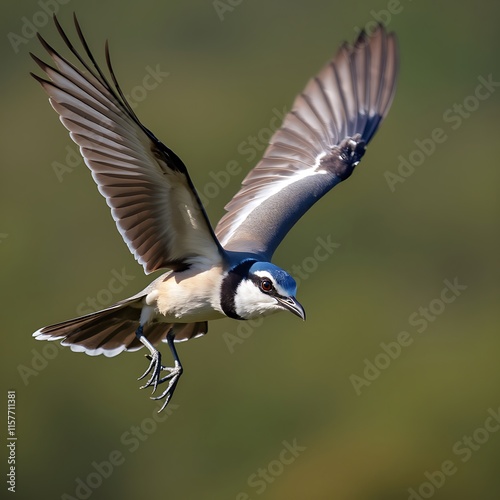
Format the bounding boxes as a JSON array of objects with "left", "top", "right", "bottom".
[
  {"left": 135, "top": 326, "right": 183, "bottom": 412},
  {"left": 149, "top": 331, "right": 183, "bottom": 412},
  {"left": 136, "top": 325, "right": 163, "bottom": 393}
]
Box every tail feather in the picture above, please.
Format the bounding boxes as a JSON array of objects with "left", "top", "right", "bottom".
[
  {"left": 146, "top": 323, "right": 173, "bottom": 346},
  {"left": 33, "top": 295, "right": 208, "bottom": 357},
  {"left": 63, "top": 320, "right": 139, "bottom": 355}
]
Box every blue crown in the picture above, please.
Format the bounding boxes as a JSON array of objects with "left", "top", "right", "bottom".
[{"left": 249, "top": 262, "right": 297, "bottom": 295}]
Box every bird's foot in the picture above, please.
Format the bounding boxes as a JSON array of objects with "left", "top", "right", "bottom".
[
  {"left": 137, "top": 350, "right": 163, "bottom": 393},
  {"left": 135, "top": 328, "right": 183, "bottom": 412},
  {"left": 138, "top": 353, "right": 183, "bottom": 412},
  {"left": 148, "top": 356, "right": 183, "bottom": 412}
]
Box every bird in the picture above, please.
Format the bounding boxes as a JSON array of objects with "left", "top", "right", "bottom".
[{"left": 31, "top": 14, "right": 399, "bottom": 412}]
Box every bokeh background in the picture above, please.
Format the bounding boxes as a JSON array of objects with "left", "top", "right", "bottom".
[{"left": 1, "top": 0, "right": 499, "bottom": 499}]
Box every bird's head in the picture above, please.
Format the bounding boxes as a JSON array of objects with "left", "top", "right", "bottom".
[{"left": 224, "top": 261, "right": 305, "bottom": 321}]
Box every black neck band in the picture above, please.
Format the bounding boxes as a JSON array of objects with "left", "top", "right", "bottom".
[{"left": 220, "top": 260, "right": 257, "bottom": 320}]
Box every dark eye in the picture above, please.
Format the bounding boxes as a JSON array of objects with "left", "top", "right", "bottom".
[{"left": 260, "top": 280, "right": 273, "bottom": 292}]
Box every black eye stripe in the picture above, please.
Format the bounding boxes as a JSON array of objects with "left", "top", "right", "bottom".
[{"left": 249, "top": 274, "right": 274, "bottom": 291}]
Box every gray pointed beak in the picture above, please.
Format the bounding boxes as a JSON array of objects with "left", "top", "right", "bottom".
[{"left": 276, "top": 296, "right": 306, "bottom": 320}]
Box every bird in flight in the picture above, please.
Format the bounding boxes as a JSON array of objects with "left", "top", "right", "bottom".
[{"left": 31, "top": 15, "right": 398, "bottom": 412}]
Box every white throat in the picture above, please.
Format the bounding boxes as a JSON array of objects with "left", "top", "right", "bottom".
[{"left": 233, "top": 279, "right": 282, "bottom": 320}]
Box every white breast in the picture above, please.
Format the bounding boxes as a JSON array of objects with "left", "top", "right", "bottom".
[{"left": 146, "top": 265, "right": 226, "bottom": 323}]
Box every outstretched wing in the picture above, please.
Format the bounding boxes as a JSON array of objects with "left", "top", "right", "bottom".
[
  {"left": 31, "top": 15, "right": 225, "bottom": 274},
  {"left": 215, "top": 25, "right": 398, "bottom": 259}
]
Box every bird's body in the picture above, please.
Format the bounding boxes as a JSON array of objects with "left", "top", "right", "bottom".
[
  {"left": 31, "top": 15, "right": 399, "bottom": 411},
  {"left": 150, "top": 265, "right": 226, "bottom": 323}
]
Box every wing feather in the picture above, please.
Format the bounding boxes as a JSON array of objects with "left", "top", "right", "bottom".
[
  {"left": 216, "top": 25, "right": 399, "bottom": 258},
  {"left": 31, "top": 15, "right": 225, "bottom": 274}
]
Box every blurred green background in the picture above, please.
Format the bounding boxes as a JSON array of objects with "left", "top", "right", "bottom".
[{"left": 1, "top": 0, "right": 499, "bottom": 499}]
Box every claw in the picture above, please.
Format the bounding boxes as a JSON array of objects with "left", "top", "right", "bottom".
[
  {"left": 135, "top": 327, "right": 183, "bottom": 412},
  {"left": 137, "top": 353, "right": 156, "bottom": 381},
  {"left": 150, "top": 361, "right": 183, "bottom": 412},
  {"left": 138, "top": 350, "right": 162, "bottom": 393}
]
